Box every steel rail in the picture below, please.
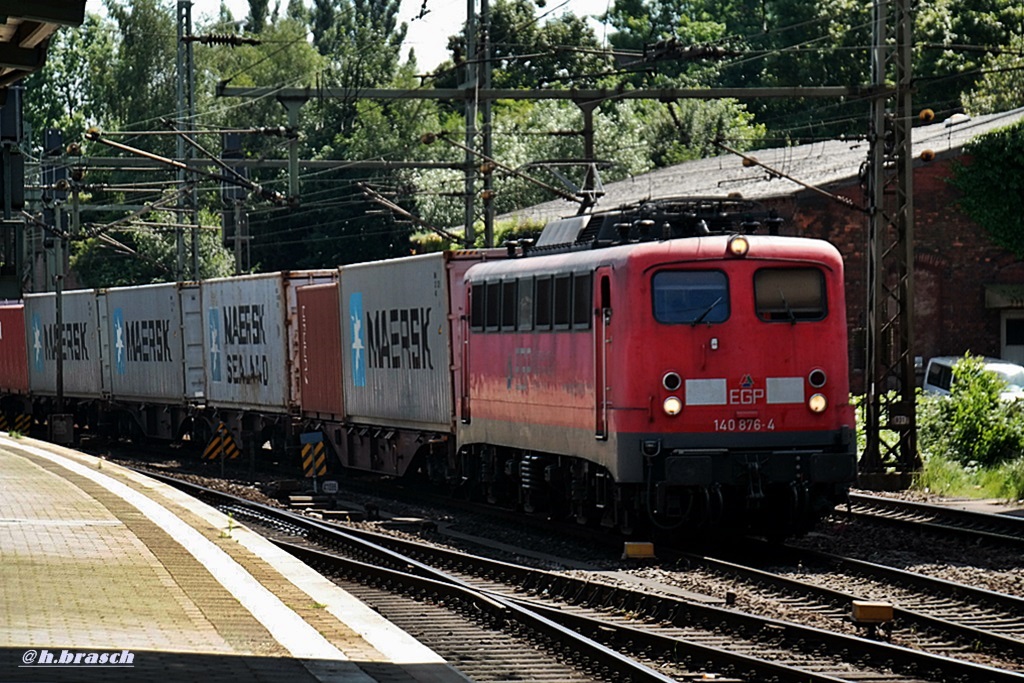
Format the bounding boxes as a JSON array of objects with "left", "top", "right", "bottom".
[{"left": 142, "top": 471, "right": 1024, "bottom": 683}]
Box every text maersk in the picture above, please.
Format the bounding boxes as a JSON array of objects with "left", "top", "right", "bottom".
[
  {"left": 365, "top": 307, "right": 434, "bottom": 370},
  {"left": 123, "top": 319, "right": 172, "bottom": 362},
  {"left": 222, "top": 303, "right": 269, "bottom": 386}
]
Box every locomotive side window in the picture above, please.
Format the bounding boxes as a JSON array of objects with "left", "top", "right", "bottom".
[
  {"left": 518, "top": 277, "right": 534, "bottom": 331},
  {"left": 573, "top": 272, "right": 592, "bottom": 329},
  {"left": 652, "top": 271, "right": 729, "bottom": 324},
  {"left": 485, "top": 281, "right": 501, "bottom": 330},
  {"left": 535, "top": 276, "right": 553, "bottom": 330},
  {"left": 470, "top": 282, "right": 485, "bottom": 331},
  {"left": 501, "top": 280, "right": 518, "bottom": 331},
  {"left": 754, "top": 268, "right": 827, "bottom": 322},
  {"left": 553, "top": 274, "right": 572, "bottom": 329}
]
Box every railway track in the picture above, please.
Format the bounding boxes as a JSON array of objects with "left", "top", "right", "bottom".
[
  {"left": 686, "top": 540, "right": 1024, "bottom": 671},
  {"left": 844, "top": 492, "right": 1024, "bottom": 547},
  {"left": 146, "top": 470, "right": 1024, "bottom": 683}
]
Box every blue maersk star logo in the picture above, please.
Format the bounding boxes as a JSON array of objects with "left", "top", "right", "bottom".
[
  {"left": 114, "top": 308, "right": 126, "bottom": 375},
  {"left": 350, "top": 293, "right": 366, "bottom": 387},
  {"left": 31, "top": 313, "right": 43, "bottom": 372},
  {"left": 208, "top": 308, "right": 222, "bottom": 382}
]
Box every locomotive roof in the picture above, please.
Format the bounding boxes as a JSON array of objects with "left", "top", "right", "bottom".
[{"left": 465, "top": 233, "right": 843, "bottom": 280}]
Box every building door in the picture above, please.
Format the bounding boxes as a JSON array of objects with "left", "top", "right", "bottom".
[{"left": 1001, "top": 310, "right": 1024, "bottom": 364}]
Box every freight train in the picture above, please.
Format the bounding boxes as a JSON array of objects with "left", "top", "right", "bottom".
[{"left": 0, "top": 197, "right": 857, "bottom": 535}]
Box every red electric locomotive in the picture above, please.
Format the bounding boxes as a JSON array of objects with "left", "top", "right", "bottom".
[{"left": 453, "top": 198, "right": 856, "bottom": 534}]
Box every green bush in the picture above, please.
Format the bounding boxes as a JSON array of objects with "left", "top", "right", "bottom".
[{"left": 916, "top": 354, "right": 1024, "bottom": 468}]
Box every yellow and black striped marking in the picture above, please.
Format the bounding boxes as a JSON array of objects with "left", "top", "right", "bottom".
[
  {"left": 301, "top": 439, "right": 327, "bottom": 478},
  {"left": 0, "top": 414, "right": 32, "bottom": 433},
  {"left": 203, "top": 422, "right": 240, "bottom": 461}
]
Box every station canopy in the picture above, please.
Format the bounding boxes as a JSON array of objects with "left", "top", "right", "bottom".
[{"left": 0, "top": 5, "right": 87, "bottom": 89}]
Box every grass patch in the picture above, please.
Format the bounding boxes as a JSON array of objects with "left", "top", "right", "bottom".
[{"left": 914, "top": 453, "right": 1024, "bottom": 502}]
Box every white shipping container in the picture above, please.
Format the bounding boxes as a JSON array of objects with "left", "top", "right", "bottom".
[
  {"left": 201, "top": 271, "right": 333, "bottom": 412},
  {"left": 98, "top": 282, "right": 202, "bottom": 403},
  {"left": 340, "top": 253, "right": 454, "bottom": 430},
  {"left": 25, "top": 290, "right": 104, "bottom": 398}
]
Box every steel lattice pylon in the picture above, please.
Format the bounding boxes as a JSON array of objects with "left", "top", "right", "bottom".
[{"left": 861, "top": 0, "right": 920, "bottom": 482}]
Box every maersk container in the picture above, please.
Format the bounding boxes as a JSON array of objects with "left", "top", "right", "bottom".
[
  {"left": 340, "top": 252, "right": 455, "bottom": 431},
  {"left": 98, "top": 282, "right": 203, "bottom": 403},
  {"left": 25, "top": 290, "right": 104, "bottom": 398},
  {"left": 0, "top": 303, "right": 28, "bottom": 394},
  {"left": 201, "top": 271, "right": 334, "bottom": 412},
  {"left": 296, "top": 282, "right": 344, "bottom": 420}
]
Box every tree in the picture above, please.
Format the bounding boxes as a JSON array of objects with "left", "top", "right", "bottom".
[
  {"left": 914, "top": 0, "right": 1024, "bottom": 116},
  {"left": 23, "top": 14, "right": 114, "bottom": 147},
  {"left": 72, "top": 210, "right": 235, "bottom": 287},
  {"left": 99, "top": 0, "right": 179, "bottom": 152},
  {"left": 408, "top": 95, "right": 765, "bottom": 231},
  {"left": 230, "top": 0, "right": 420, "bottom": 269},
  {"left": 950, "top": 119, "right": 1024, "bottom": 257},
  {"left": 247, "top": 0, "right": 270, "bottom": 33},
  {"left": 436, "top": 0, "right": 613, "bottom": 90},
  {"left": 963, "top": 34, "right": 1024, "bottom": 114}
]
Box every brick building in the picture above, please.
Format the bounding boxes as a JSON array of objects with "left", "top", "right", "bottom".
[{"left": 507, "top": 107, "right": 1024, "bottom": 393}]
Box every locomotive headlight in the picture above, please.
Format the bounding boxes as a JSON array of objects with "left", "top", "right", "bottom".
[
  {"left": 662, "top": 372, "right": 682, "bottom": 391},
  {"left": 663, "top": 396, "right": 683, "bottom": 416},
  {"left": 727, "top": 234, "right": 749, "bottom": 257},
  {"left": 808, "top": 393, "right": 828, "bottom": 413}
]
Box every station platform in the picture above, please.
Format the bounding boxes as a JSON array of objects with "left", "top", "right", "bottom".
[{"left": 0, "top": 434, "right": 469, "bottom": 683}]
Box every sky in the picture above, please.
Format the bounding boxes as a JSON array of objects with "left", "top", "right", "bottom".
[{"left": 86, "top": 0, "right": 612, "bottom": 72}]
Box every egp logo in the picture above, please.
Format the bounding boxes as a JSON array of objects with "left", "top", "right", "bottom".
[{"left": 349, "top": 293, "right": 365, "bottom": 388}]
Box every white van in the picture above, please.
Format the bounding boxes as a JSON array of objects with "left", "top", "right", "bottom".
[{"left": 922, "top": 356, "right": 1024, "bottom": 401}]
